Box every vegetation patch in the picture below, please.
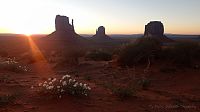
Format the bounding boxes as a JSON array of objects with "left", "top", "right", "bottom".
[
  {"left": 37, "top": 74, "right": 91, "bottom": 98},
  {"left": 85, "top": 49, "right": 112, "bottom": 61},
  {"left": 117, "top": 38, "right": 161, "bottom": 67}
]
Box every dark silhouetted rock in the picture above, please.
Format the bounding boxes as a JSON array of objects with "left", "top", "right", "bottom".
[
  {"left": 144, "top": 21, "right": 164, "bottom": 37},
  {"left": 46, "top": 15, "right": 81, "bottom": 41},
  {"left": 144, "top": 21, "right": 173, "bottom": 43},
  {"left": 55, "top": 15, "right": 74, "bottom": 33},
  {"left": 92, "top": 26, "right": 111, "bottom": 40}
]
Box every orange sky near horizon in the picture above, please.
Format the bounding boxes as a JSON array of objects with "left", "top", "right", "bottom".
[{"left": 0, "top": 0, "right": 200, "bottom": 35}]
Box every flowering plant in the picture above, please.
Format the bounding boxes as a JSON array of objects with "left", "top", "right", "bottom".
[
  {"left": 0, "top": 58, "right": 28, "bottom": 72},
  {"left": 38, "top": 74, "right": 91, "bottom": 98}
]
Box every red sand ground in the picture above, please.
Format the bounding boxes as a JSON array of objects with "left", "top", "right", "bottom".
[{"left": 0, "top": 60, "right": 199, "bottom": 112}]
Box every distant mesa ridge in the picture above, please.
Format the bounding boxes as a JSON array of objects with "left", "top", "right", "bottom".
[
  {"left": 144, "top": 21, "right": 173, "bottom": 42},
  {"left": 92, "top": 26, "right": 111, "bottom": 40}
]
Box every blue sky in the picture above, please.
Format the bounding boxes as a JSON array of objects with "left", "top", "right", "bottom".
[{"left": 0, "top": 0, "right": 199, "bottom": 34}]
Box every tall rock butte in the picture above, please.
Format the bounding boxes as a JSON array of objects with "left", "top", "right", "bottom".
[
  {"left": 46, "top": 15, "right": 80, "bottom": 41},
  {"left": 92, "top": 26, "right": 111, "bottom": 40},
  {"left": 144, "top": 21, "right": 173, "bottom": 42}
]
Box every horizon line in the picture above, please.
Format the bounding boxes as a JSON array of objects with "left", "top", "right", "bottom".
[{"left": 0, "top": 33, "right": 199, "bottom": 36}]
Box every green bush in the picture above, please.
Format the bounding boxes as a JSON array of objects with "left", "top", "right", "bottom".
[
  {"left": 117, "top": 38, "right": 161, "bottom": 66},
  {"left": 85, "top": 49, "right": 112, "bottom": 61}
]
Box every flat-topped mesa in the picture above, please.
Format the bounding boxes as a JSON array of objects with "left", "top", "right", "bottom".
[
  {"left": 92, "top": 26, "right": 111, "bottom": 40},
  {"left": 55, "top": 15, "right": 74, "bottom": 32},
  {"left": 96, "top": 26, "right": 106, "bottom": 36},
  {"left": 46, "top": 15, "right": 80, "bottom": 41},
  {"left": 144, "top": 21, "right": 164, "bottom": 37},
  {"left": 144, "top": 21, "right": 173, "bottom": 43}
]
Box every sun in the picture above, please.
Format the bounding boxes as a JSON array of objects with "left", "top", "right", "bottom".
[
  {"left": 14, "top": 27, "right": 34, "bottom": 36},
  {"left": 24, "top": 33, "right": 32, "bottom": 36}
]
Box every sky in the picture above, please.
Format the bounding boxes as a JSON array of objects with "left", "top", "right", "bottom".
[{"left": 0, "top": 0, "right": 199, "bottom": 35}]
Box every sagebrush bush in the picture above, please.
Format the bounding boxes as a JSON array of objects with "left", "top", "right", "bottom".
[
  {"left": 117, "top": 38, "right": 161, "bottom": 66},
  {"left": 112, "top": 87, "right": 135, "bottom": 100},
  {"left": 85, "top": 49, "right": 112, "bottom": 61},
  {"left": 56, "top": 48, "right": 85, "bottom": 66},
  {"left": 0, "top": 94, "right": 16, "bottom": 106},
  {"left": 159, "top": 41, "right": 200, "bottom": 67}
]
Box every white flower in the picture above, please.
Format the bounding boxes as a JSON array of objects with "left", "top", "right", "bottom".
[
  {"left": 79, "top": 83, "right": 83, "bottom": 86},
  {"left": 43, "top": 84, "right": 47, "bottom": 87},
  {"left": 61, "top": 89, "right": 65, "bottom": 92},
  {"left": 73, "top": 83, "right": 78, "bottom": 87},
  {"left": 49, "top": 82, "right": 53, "bottom": 85},
  {"left": 85, "top": 94, "right": 88, "bottom": 96},
  {"left": 52, "top": 78, "right": 57, "bottom": 82},
  {"left": 38, "top": 83, "right": 42, "bottom": 87},
  {"left": 73, "top": 84, "right": 77, "bottom": 87},
  {"left": 73, "top": 79, "right": 76, "bottom": 82},
  {"left": 62, "top": 81, "right": 67, "bottom": 86},
  {"left": 48, "top": 86, "right": 54, "bottom": 90},
  {"left": 62, "top": 74, "right": 71, "bottom": 80},
  {"left": 68, "top": 79, "right": 72, "bottom": 83},
  {"left": 48, "top": 78, "right": 52, "bottom": 81},
  {"left": 57, "top": 86, "right": 61, "bottom": 89},
  {"left": 66, "top": 74, "right": 71, "bottom": 78},
  {"left": 44, "top": 81, "right": 47, "bottom": 84},
  {"left": 59, "top": 95, "right": 62, "bottom": 99},
  {"left": 31, "top": 86, "right": 34, "bottom": 89},
  {"left": 87, "top": 87, "right": 91, "bottom": 90}
]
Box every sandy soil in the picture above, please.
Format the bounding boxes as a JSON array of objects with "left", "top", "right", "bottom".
[{"left": 0, "top": 60, "right": 199, "bottom": 112}]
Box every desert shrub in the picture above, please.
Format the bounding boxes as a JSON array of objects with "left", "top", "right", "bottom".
[
  {"left": 84, "top": 75, "right": 92, "bottom": 81},
  {"left": 37, "top": 74, "right": 91, "bottom": 98},
  {"left": 20, "top": 51, "right": 45, "bottom": 64},
  {"left": 117, "top": 38, "right": 161, "bottom": 66},
  {"left": 0, "top": 58, "right": 28, "bottom": 73},
  {"left": 0, "top": 94, "right": 16, "bottom": 107},
  {"left": 85, "top": 49, "right": 112, "bottom": 61},
  {"left": 112, "top": 87, "right": 135, "bottom": 100},
  {"left": 160, "top": 67, "right": 177, "bottom": 73},
  {"left": 160, "top": 41, "right": 200, "bottom": 67},
  {"left": 137, "top": 78, "right": 151, "bottom": 90},
  {"left": 57, "top": 48, "right": 85, "bottom": 66}
]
